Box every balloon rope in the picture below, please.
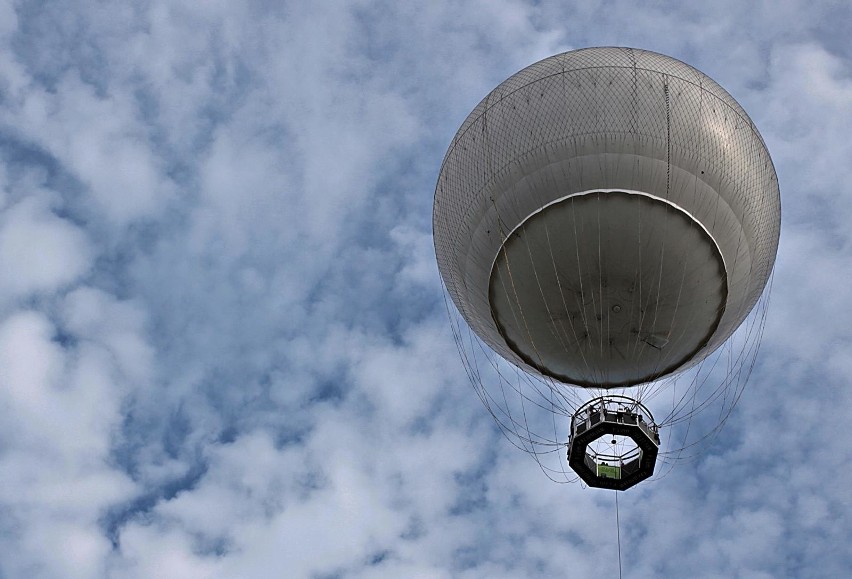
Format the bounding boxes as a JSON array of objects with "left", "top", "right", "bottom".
[{"left": 616, "top": 490, "right": 623, "bottom": 579}]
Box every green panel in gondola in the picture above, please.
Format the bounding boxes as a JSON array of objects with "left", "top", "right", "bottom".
[{"left": 597, "top": 463, "right": 621, "bottom": 479}]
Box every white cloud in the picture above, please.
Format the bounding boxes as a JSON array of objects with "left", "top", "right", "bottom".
[
  {"left": 61, "top": 287, "right": 155, "bottom": 386},
  {"left": 0, "top": 195, "right": 92, "bottom": 300},
  {"left": 0, "top": 310, "right": 137, "bottom": 578}
]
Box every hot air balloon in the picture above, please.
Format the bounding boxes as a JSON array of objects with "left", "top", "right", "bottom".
[{"left": 433, "top": 47, "right": 780, "bottom": 490}]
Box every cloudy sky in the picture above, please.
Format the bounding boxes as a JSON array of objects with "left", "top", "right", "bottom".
[{"left": 0, "top": 1, "right": 850, "bottom": 577}]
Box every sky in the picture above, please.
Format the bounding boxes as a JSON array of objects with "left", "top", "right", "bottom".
[{"left": 0, "top": 0, "right": 849, "bottom": 577}]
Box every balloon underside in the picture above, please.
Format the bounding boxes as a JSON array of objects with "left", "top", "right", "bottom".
[{"left": 489, "top": 190, "right": 726, "bottom": 387}]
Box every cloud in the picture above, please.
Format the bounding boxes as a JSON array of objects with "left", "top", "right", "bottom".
[
  {"left": 0, "top": 310, "right": 137, "bottom": 578},
  {"left": 5, "top": 74, "right": 175, "bottom": 229},
  {"left": 0, "top": 194, "right": 92, "bottom": 300}
]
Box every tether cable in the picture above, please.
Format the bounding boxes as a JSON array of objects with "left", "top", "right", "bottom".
[{"left": 616, "top": 490, "right": 623, "bottom": 579}]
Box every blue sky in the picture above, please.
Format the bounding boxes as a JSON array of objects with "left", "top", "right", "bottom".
[{"left": 0, "top": 1, "right": 849, "bottom": 577}]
